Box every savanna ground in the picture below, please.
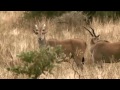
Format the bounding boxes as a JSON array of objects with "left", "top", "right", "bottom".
[{"left": 0, "top": 11, "right": 120, "bottom": 79}]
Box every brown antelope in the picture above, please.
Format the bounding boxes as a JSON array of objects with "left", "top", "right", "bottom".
[
  {"left": 84, "top": 26, "right": 120, "bottom": 67},
  {"left": 33, "top": 23, "right": 87, "bottom": 70}
]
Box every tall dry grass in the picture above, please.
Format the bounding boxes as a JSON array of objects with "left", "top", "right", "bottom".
[{"left": 0, "top": 11, "right": 120, "bottom": 79}]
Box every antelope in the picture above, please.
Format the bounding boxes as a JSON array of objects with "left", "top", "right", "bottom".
[
  {"left": 84, "top": 26, "right": 120, "bottom": 67},
  {"left": 33, "top": 23, "right": 87, "bottom": 70}
]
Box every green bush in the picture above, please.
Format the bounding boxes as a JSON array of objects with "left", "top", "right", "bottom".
[
  {"left": 83, "top": 11, "right": 120, "bottom": 22},
  {"left": 24, "top": 11, "right": 67, "bottom": 20},
  {"left": 53, "top": 11, "right": 88, "bottom": 33},
  {"left": 7, "top": 45, "right": 65, "bottom": 79}
]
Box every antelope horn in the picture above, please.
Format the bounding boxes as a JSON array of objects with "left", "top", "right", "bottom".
[
  {"left": 89, "top": 26, "right": 99, "bottom": 37},
  {"left": 83, "top": 26, "right": 94, "bottom": 37}
]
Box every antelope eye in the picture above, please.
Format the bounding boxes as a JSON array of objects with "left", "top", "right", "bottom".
[{"left": 36, "top": 32, "right": 38, "bottom": 34}]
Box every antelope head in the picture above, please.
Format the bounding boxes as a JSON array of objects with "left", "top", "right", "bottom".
[
  {"left": 83, "top": 26, "right": 100, "bottom": 45},
  {"left": 33, "top": 23, "right": 47, "bottom": 46}
]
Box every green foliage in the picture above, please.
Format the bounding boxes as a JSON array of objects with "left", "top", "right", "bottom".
[
  {"left": 54, "top": 11, "right": 88, "bottom": 33},
  {"left": 23, "top": 11, "right": 120, "bottom": 24},
  {"left": 7, "top": 45, "right": 65, "bottom": 79},
  {"left": 24, "top": 11, "right": 67, "bottom": 20},
  {"left": 83, "top": 11, "right": 120, "bottom": 22},
  {"left": 17, "top": 51, "right": 36, "bottom": 63}
]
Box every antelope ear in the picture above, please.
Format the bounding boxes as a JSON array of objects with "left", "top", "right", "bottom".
[
  {"left": 33, "top": 25, "right": 39, "bottom": 35},
  {"left": 43, "top": 24, "right": 46, "bottom": 29},
  {"left": 35, "top": 24, "right": 39, "bottom": 30},
  {"left": 42, "top": 24, "right": 48, "bottom": 34}
]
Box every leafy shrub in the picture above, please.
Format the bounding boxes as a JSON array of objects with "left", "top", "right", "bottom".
[
  {"left": 83, "top": 11, "right": 120, "bottom": 23},
  {"left": 7, "top": 45, "right": 65, "bottom": 79},
  {"left": 53, "top": 11, "right": 88, "bottom": 33},
  {"left": 24, "top": 11, "right": 67, "bottom": 20}
]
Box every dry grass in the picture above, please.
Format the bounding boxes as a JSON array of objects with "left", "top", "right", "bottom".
[{"left": 0, "top": 11, "right": 120, "bottom": 79}]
